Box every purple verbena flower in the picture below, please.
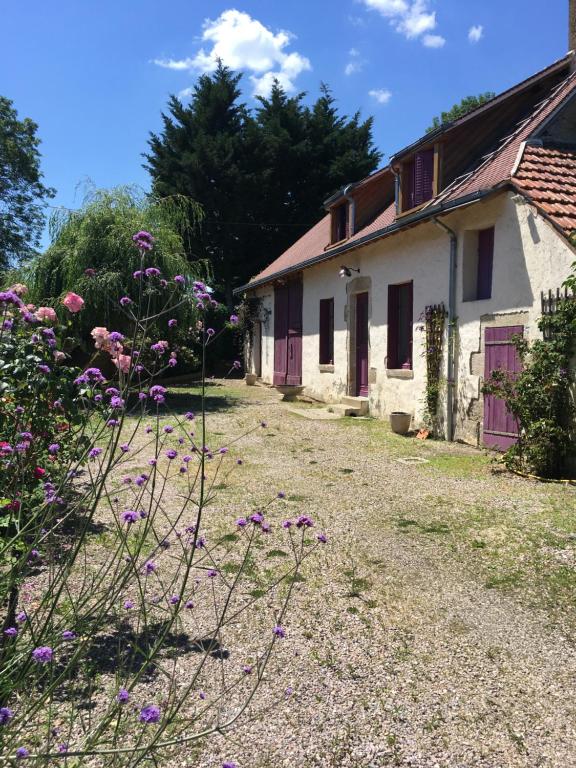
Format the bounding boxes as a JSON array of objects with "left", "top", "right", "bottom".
[
  {"left": 143, "top": 561, "right": 157, "bottom": 574},
  {"left": 317, "top": 533, "right": 328, "bottom": 543},
  {"left": 296, "top": 515, "right": 314, "bottom": 528},
  {"left": 117, "top": 688, "right": 129, "bottom": 703},
  {"left": 132, "top": 231, "right": 155, "bottom": 251},
  {"left": 3, "top": 627, "right": 17, "bottom": 638},
  {"left": 145, "top": 267, "right": 160, "bottom": 278},
  {"left": 168, "top": 318, "right": 177, "bottom": 328},
  {"left": 89, "top": 447, "right": 103, "bottom": 459},
  {"left": 165, "top": 449, "right": 177, "bottom": 460},
  {"left": 48, "top": 443, "right": 60, "bottom": 455},
  {"left": 229, "top": 314, "right": 239, "bottom": 325},
  {"left": 32, "top": 646, "right": 53, "bottom": 663},
  {"left": 272, "top": 625, "right": 286, "bottom": 639},
  {"left": 169, "top": 595, "right": 179, "bottom": 605},
  {"left": 62, "top": 630, "right": 76, "bottom": 641},
  {"left": 120, "top": 296, "right": 132, "bottom": 307},
  {"left": 236, "top": 517, "right": 248, "bottom": 528},
  {"left": 124, "top": 599, "right": 135, "bottom": 610},
  {"left": 121, "top": 510, "right": 139, "bottom": 525},
  {"left": 139, "top": 704, "right": 161, "bottom": 724},
  {"left": 250, "top": 513, "right": 264, "bottom": 525},
  {"left": 174, "top": 275, "right": 185, "bottom": 285},
  {"left": 16, "top": 747, "right": 29, "bottom": 759},
  {"left": 109, "top": 331, "right": 124, "bottom": 343},
  {"left": 0, "top": 707, "right": 13, "bottom": 724}
]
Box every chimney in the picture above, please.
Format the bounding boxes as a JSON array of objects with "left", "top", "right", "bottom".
[{"left": 570, "top": 0, "right": 576, "bottom": 55}]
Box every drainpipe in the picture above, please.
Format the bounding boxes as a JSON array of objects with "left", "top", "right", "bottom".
[
  {"left": 391, "top": 166, "right": 400, "bottom": 216},
  {"left": 343, "top": 184, "right": 356, "bottom": 236},
  {"left": 432, "top": 217, "right": 457, "bottom": 442}
]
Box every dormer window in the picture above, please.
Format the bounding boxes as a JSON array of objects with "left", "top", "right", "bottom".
[
  {"left": 400, "top": 147, "right": 436, "bottom": 213},
  {"left": 332, "top": 203, "right": 349, "bottom": 243}
]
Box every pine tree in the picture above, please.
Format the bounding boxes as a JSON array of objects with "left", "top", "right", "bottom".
[{"left": 145, "top": 70, "right": 382, "bottom": 301}]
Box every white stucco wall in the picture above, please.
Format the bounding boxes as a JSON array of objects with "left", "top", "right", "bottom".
[{"left": 251, "top": 191, "right": 576, "bottom": 443}]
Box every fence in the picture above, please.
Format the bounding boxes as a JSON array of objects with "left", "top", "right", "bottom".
[{"left": 541, "top": 288, "right": 576, "bottom": 340}]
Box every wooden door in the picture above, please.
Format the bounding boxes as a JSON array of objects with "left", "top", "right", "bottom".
[
  {"left": 273, "top": 283, "right": 289, "bottom": 385},
  {"left": 286, "top": 279, "right": 303, "bottom": 386},
  {"left": 273, "top": 279, "right": 302, "bottom": 386},
  {"left": 483, "top": 326, "right": 523, "bottom": 450},
  {"left": 355, "top": 292, "right": 369, "bottom": 397}
]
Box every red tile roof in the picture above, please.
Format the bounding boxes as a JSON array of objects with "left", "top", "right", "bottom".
[
  {"left": 244, "top": 63, "right": 576, "bottom": 291},
  {"left": 434, "top": 72, "right": 576, "bottom": 206},
  {"left": 513, "top": 145, "right": 576, "bottom": 235}
]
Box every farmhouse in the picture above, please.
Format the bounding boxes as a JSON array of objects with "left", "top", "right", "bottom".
[{"left": 238, "top": 51, "right": 576, "bottom": 449}]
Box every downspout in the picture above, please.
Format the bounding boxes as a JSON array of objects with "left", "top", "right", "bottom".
[
  {"left": 432, "top": 217, "right": 457, "bottom": 442},
  {"left": 343, "top": 184, "right": 356, "bottom": 236},
  {"left": 391, "top": 166, "right": 400, "bottom": 216}
]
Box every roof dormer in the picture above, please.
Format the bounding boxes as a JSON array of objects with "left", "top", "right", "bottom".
[{"left": 397, "top": 144, "right": 441, "bottom": 215}]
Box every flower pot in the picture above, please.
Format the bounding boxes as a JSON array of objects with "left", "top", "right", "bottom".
[
  {"left": 245, "top": 373, "right": 258, "bottom": 386},
  {"left": 275, "top": 385, "right": 305, "bottom": 401},
  {"left": 389, "top": 411, "right": 412, "bottom": 435}
]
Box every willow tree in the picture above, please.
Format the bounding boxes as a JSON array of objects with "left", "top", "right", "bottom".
[{"left": 20, "top": 187, "right": 208, "bottom": 351}]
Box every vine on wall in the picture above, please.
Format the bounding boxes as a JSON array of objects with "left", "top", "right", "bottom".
[
  {"left": 483, "top": 291, "right": 576, "bottom": 478},
  {"left": 419, "top": 303, "right": 447, "bottom": 433}
]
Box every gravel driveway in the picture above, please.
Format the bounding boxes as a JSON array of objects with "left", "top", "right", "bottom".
[{"left": 169, "top": 381, "right": 576, "bottom": 768}]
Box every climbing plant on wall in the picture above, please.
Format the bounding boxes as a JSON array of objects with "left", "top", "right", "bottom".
[
  {"left": 420, "top": 303, "right": 447, "bottom": 433},
  {"left": 483, "top": 290, "right": 576, "bottom": 478}
]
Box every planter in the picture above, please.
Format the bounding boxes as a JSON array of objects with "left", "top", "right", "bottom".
[
  {"left": 389, "top": 411, "right": 412, "bottom": 435},
  {"left": 245, "top": 373, "right": 258, "bottom": 386},
  {"left": 275, "top": 385, "right": 305, "bottom": 401}
]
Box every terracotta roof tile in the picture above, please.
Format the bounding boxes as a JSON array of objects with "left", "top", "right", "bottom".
[{"left": 514, "top": 145, "right": 576, "bottom": 235}]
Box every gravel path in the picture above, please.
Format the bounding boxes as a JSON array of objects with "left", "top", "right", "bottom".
[{"left": 176, "top": 382, "right": 576, "bottom": 768}]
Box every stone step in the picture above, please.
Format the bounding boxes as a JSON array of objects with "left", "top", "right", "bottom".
[
  {"left": 328, "top": 404, "right": 366, "bottom": 417},
  {"left": 339, "top": 396, "right": 370, "bottom": 415}
]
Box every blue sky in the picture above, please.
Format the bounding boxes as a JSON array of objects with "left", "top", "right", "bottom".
[{"left": 0, "top": 0, "right": 569, "bottom": 245}]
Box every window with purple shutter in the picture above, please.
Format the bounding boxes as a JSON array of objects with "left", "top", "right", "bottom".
[
  {"left": 402, "top": 148, "right": 435, "bottom": 211},
  {"left": 387, "top": 282, "right": 413, "bottom": 369},
  {"left": 319, "top": 298, "right": 334, "bottom": 364},
  {"left": 476, "top": 227, "right": 494, "bottom": 300}
]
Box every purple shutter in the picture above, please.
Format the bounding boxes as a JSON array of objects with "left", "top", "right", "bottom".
[
  {"left": 483, "top": 326, "right": 523, "bottom": 450},
  {"left": 319, "top": 299, "right": 334, "bottom": 364},
  {"left": 477, "top": 227, "right": 494, "bottom": 300},
  {"left": 387, "top": 285, "right": 399, "bottom": 368},
  {"left": 414, "top": 149, "right": 434, "bottom": 206},
  {"left": 273, "top": 283, "right": 289, "bottom": 385},
  {"left": 402, "top": 160, "right": 415, "bottom": 211},
  {"left": 286, "top": 279, "right": 303, "bottom": 386},
  {"left": 405, "top": 281, "right": 414, "bottom": 369}
]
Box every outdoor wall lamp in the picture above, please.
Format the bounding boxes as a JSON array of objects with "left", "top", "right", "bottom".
[{"left": 339, "top": 266, "right": 360, "bottom": 278}]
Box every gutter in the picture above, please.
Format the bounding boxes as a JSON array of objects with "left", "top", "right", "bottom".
[
  {"left": 432, "top": 217, "right": 458, "bottom": 442},
  {"left": 235, "top": 186, "right": 501, "bottom": 295}
]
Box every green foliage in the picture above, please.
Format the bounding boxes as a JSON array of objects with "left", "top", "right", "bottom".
[
  {"left": 14, "top": 187, "right": 206, "bottom": 360},
  {"left": 0, "top": 96, "right": 55, "bottom": 269},
  {"left": 145, "top": 66, "right": 381, "bottom": 301},
  {"left": 483, "top": 295, "right": 576, "bottom": 478},
  {"left": 426, "top": 92, "right": 496, "bottom": 133},
  {"left": 420, "top": 304, "right": 446, "bottom": 431}
]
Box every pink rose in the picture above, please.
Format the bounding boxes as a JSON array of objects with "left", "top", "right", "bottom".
[
  {"left": 62, "top": 292, "right": 84, "bottom": 313},
  {"left": 35, "top": 307, "right": 57, "bottom": 323},
  {"left": 112, "top": 354, "right": 131, "bottom": 374},
  {"left": 34, "top": 467, "right": 46, "bottom": 479},
  {"left": 91, "top": 327, "right": 110, "bottom": 350},
  {"left": 53, "top": 351, "right": 66, "bottom": 363},
  {"left": 10, "top": 283, "right": 28, "bottom": 296}
]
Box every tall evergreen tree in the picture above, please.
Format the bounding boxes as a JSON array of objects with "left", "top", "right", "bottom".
[
  {"left": 0, "top": 97, "right": 55, "bottom": 270},
  {"left": 145, "top": 68, "right": 382, "bottom": 301}
]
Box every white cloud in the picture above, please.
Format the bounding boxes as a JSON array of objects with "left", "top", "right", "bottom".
[
  {"left": 369, "top": 88, "right": 392, "bottom": 104},
  {"left": 423, "top": 34, "right": 445, "bottom": 48},
  {"left": 345, "top": 48, "right": 365, "bottom": 76},
  {"left": 154, "top": 9, "right": 311, "bottom": 96},
  {"left": 178, "top": 87, "right": 194, "bottom": 100},
  {"left": 360, "top": 0, "right": 444, "bottom": 47},
  {"left": 468, "top": 25, "right": 484, "bottom": 43}
]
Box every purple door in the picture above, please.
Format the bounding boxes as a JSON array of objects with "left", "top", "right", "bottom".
[
  {"left": 483, "top": 326, "right": 523, "bottom": 450},
  {"left": 273, "top": 279, "right": 302, "bottom": 386},
  {"left": 355, "top": 292, "right": 369, "bottom": 397}
]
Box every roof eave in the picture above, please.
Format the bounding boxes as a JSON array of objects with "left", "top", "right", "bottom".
[{"left": 235, "top": 185, "right": 509, "bottom": 295}]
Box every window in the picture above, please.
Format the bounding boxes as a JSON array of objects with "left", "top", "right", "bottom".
[
  {"left": 463, "top": 227, "right": 494, "bottom": 301},
  {"left": 319, "top": 298, "right": 334, "bottom": 364},
  {"left": 387, "top": 282, "right": 413, "bottom": 369},
  {"left": 402, "top": 148, "right": 435, "bottom": 211},
  {"left": 332, "top": 203, "right": 348, "bottom": 243}
]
